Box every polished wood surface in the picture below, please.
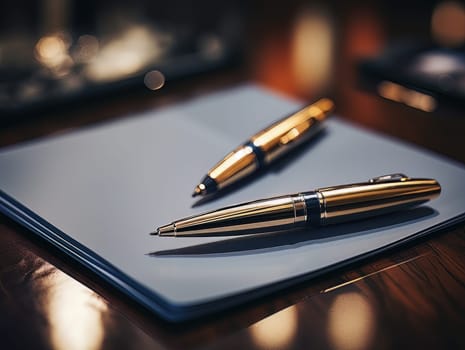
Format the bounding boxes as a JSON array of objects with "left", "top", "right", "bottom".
[{"left": 1, "top": 2, "right": 465, "bottom": 349}]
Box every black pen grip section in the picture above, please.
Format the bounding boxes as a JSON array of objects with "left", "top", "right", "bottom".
[
  {"left": 201, "top": 175, "right": 218, "bottom": 193},
  {"left": 244, "top": 141, "right": 266, "bottom": 168},
  {"left": 302, "top": 192, "right": 321, "bottom": 226}
]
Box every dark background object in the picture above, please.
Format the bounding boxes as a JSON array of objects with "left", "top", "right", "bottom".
[
  {"left": 358, "top": 43, "right": 465, "bottom": 114},
  {"left": 0, "top": 0, "right": 244, "bottom": 124}
]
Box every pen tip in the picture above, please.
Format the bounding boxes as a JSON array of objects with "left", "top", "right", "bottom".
[
  {"left": 149, "top": 230, "right": 159, "bottom": 236},
  {"left": 157, "top": 224, "right": 176, "bottom": 236},
  {"left": 192, "top": 183, "right": 207, "bottom": 197}
]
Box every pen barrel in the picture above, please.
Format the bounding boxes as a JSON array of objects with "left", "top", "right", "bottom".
[
  {"left": 208, "top": 144, "right": 259, "bottom": 191},
  {"left": 172, "top": 195, "right": 309, "bottom": 236},
  {"left": 316, "top": 178, "right": 441, "bottom": 225},
  {"left": 250, "top": 99, "right": 333, "bottom": 164},
  {"left": 206, "top": 99, "right": 334, "bottom": 191}
]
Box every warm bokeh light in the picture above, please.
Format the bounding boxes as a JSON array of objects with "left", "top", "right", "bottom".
[
  {"left": 249, "top": 305, "right": 298, "bottom": 349},
  {"left": 328, "top": 293, "right": 375, "bottom": 350},
  {"left": 35, "top": 34, "right": 71, "bottom": 68},
  {"left": 34, "top": 33, "right": 74, "bottom": 77},
  {"left": 144, "top": 70, "right": 165, "bottom": 90},
  {"left": 45, "top": 270, "right": 107, "bottom": 350},
  {"left": 432, "top": 1, "right": 465, "bottom": 47},
  {"left": 378, "top": 81, "right": 437, "bottom": 112},
  {"left": 291, "top": 6, "right": 334, "bottom": 95},
  {"left": 85, "top": 25, "right": 171, "bottom": 82},
  {"left": 35, "top": 36, "right": 66, "bottom": 62},
  {"left": 73, "top": 35, "right": 100, "bottom": 63}
]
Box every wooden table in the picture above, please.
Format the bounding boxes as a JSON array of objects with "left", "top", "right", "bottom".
[{"left": 1, "top": 2, "right": 465, "bottom": 349}]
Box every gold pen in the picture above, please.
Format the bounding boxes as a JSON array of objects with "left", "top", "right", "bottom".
[
  {"left": 192, "top": 98, "right": 335, "bottom": 197},
  {"left": 154, "top": 174, "right": 441, "bottom": 236}
]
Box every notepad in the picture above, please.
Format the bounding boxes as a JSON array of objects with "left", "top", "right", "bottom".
[{"left": 1, "top": 84, "right": 465, "bottom": 321}]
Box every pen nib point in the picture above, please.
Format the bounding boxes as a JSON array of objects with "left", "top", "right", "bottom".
[
  {"left": 192, "top": 183, "right": 206, "bottom": 197},
  {"left": 157, "top": 224, "right": 175, "bottom": 237}
]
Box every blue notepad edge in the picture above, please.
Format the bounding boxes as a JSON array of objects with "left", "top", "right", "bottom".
[{"left": 2, "top": 188, "right": 464, "bottom": 322}]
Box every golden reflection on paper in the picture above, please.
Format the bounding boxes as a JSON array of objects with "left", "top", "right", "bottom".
[
  {"left": 328, "top": 292, "right": 375, "bottom": 350},
  {"left": 249, "top": 305, "right": 298, "bottom": 349}
]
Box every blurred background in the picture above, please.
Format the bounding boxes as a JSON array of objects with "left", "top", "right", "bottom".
[
  {"left": 0, "top": 0, "right": 464, "bottom": 152},
  {"left": 0, "top": 0, "right": 244, "bottom": 118}
]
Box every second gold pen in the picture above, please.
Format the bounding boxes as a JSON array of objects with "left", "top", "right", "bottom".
[{"left": 192, "top": 98, "right": 335, "bottom": 197}]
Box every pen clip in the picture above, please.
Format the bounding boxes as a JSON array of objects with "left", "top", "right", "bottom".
[
  {"left": 279, "top": 122, "right": 312, "bottom": 145},
  {"left": 368, "top": 173, "right": 410, "bottom": 183}
]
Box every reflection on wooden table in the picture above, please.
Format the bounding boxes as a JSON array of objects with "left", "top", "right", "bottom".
[{"left": 2, "top": 219, "right": 465, "bottom": 349}]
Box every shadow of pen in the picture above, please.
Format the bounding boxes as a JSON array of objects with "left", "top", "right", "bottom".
[
  {"left": 191, "top": 128, "right": 328, "bottom": 208},
  {"left": 147, "top": 206, "right": 438, "bottom": 257}
]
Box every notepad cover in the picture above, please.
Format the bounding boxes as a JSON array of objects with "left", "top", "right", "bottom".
[{"left": 1, "top": 85, "right": 465, "bottom": 321}]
